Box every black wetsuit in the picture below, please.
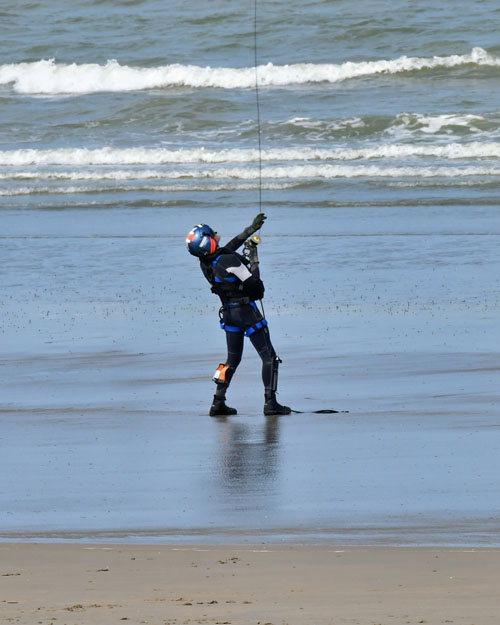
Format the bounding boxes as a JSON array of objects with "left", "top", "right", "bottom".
[{"left": 200, "top": 229, "right": 278, "bottom": 399}]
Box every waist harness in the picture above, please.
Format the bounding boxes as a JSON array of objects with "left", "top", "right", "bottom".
[{"left": 219, "top": 301, "right": 268, "bottom": 337}]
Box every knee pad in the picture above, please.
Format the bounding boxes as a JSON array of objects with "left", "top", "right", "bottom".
[{"left": 212, "top": 363, "right": 235, "bottom": 385}]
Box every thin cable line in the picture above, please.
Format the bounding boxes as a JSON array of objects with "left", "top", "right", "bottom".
[
  {"left": 254, "top": 0, "right": 263, "bottom": 213},
  {"left": 253, "top": 0, "right": 265, "bottom": 319}
]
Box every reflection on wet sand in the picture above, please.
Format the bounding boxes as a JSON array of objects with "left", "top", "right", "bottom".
[{"left": 215, "top": 417, "right": 280, "bottom": 491}]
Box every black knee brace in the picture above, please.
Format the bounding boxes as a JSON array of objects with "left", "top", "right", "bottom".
[
  {"left": 212, "top": 363, "right": 235, "bottom": 386},
  {"left": 270, "top": 355, "right": 282, "bottom": 392}
]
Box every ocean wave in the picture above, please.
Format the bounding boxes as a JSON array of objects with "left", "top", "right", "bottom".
[
  {"left": 281, "top": 113, "right": 496, "bottom": 142},
  {"left": 1, "top": 165, "right": 499, "bottom": 189},
  {"left": 0, "top": 47, "right": 498, "bottom": 95},
  {"left": 0, "top": 182, "right": 298, "bottom": 196},
  {"left": 1, "top": 142, "right": 500, "bottom": 168},
  {"left": 391, "top": 113, "right": 484, "bottom": 133}
]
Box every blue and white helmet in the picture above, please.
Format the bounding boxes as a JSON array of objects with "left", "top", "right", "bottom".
[{"left": 186, "top": 224, "right": 218, "bottom": 258}]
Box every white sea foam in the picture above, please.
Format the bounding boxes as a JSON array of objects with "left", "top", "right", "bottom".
[
  {"left": 173, "top": 164, "right": 500, "bottom": 179},
  {"left": 285, "top": 116, "right": 366, "bottom": 130},
  {"left": 0, "top": 169, "right": 171, "bottom": 181},
  {"left": 0, "top": 47, "right": 498, "bottom": 95},
  {"left": 402, "top": 113, "right": 483, "bottom": 134},
  {"left": 386, "top": 113, "right": 486, "bottom": 140},
  {"left": 0, "top": 182, "right": 298, "bottom": 196},
  {"left": 1, "top": 165, "right": 499, "bottom": 191},
  {"left": 1, "top": 142, "right": 499, "bottom": 168}
]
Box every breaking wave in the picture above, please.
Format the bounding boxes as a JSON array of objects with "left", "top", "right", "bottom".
[
  {"left": 0, "top": 47, "right": 498, "bottom": 95},
  {"left": 1, "top": 142, "right": 500, "bottom": 167},
  {"left": 0, "top": 182, "right": 298, "bottom": 196},
  {"left": 1, "top": 165, "right": 499, "bottom": 190}
]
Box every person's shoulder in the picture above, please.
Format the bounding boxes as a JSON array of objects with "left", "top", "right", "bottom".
[{"left": 215, "top": 249, "right": 242, "bottom": 268}]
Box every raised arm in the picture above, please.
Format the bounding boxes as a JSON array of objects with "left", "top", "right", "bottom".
[{"left": 224, "top": 213, "right": 266, "bottom": 252}]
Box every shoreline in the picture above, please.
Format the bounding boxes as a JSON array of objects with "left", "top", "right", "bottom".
[
  {"left": 1, "top": 520, "right": 500, "bottom": 548},
  {"left": 1, "top": 543, "right": 499, "bottom": 625}
]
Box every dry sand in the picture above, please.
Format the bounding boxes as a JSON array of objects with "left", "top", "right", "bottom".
[{"left": 1, "top": 544, "right": 499, "bottom": 625}]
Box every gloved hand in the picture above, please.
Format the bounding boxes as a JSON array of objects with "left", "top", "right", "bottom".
[
  {"left": 246, "top": 212, "right": 266, "bottom": 235},
  {"left": 244, "top": 239, "right": 259, "bottom": 265}
]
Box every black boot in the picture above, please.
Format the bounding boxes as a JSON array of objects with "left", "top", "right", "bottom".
[
  {"left": 209, "top": 395, "right": 237, "bottom": 416},
  {"left": 263, "top": 391, "right": 291, "bottom": 416}
]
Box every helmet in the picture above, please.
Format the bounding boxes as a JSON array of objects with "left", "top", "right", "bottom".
[{"left": 186, "top": 224, "right": 218, "bottom": 258}]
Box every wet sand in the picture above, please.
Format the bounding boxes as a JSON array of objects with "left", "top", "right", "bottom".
[
  {"left": 1, "top": 205, "right": 499, "bottom": 546},
  {"left": 1, "top": 345, "right": 499, "bottom": 546},
  {"left": 1, "top": 543, "right": 499, "bottom": 625}
]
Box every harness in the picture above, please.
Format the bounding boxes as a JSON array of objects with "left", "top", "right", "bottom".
[
  {"left": 219, "top": 301, "right": 268, "bottom": 337},
  {"left": 200, "top": 252, "right": 246, "bottom": 301},
  {"left": 201, "top": 252, "right": 268, "bottom": 336}
]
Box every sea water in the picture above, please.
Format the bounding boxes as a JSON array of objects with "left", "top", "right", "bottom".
[
  {"left": 2, "top": 1, "right": 500, "bottom": 207},
  {"left": 1, "top": 0, "right": 499, "bottom": 544}
]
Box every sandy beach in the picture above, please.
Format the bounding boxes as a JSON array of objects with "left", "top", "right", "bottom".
[{"left": 1, "top": 543, "right": 499, "bottom": 625}]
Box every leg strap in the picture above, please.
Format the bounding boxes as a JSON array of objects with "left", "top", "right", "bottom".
[
  {"left": 219, "top": 318, "right": 267, "bottom": 336},
  {"left": 244, "top": 318, "right": 268, "bottom": 337},
  {"left": 220, "top": 321, "right": 244, "bottom": 333}
]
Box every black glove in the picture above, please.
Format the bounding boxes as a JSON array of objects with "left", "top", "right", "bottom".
[
  {"left": 246, "top": 212, "right": 266, "bottom": 235},
  {"left": 244, "top": 239, "right": 259, "bottom": 265}
]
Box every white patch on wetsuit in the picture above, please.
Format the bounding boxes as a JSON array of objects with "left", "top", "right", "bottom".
[{"left": 226, "top": 262, "right": 252, "bottom": 282}]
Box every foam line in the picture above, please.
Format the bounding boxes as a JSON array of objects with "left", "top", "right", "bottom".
[
  {"left": 0, "top": 48, "right": 497, "bottom": 94},
  {"left": 1, "top": 164, "right": 499, "bottom": 185},
  {"left": 1, "top": 142, "right": 499, "bottom": 167}
]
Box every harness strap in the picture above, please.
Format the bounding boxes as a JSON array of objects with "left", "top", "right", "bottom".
[
  {"left": 219, "top": 317, "right": 268, "bottom": 337},
  {"left": 244, "top": 318, "right": 268, "bottom": 336},
  {"left": 214, "top": 275, "right": 237, "bottom": 283},
  {"left": 220, "top": 321, "right": 243, "bottom": 333},
  {"left": 225, "top": 297, "right": 251, "bottom": 305}
]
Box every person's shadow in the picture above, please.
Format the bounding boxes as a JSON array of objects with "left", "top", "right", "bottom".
[{"left": 214, "top": 416, "right": 280, "bottom": 493}]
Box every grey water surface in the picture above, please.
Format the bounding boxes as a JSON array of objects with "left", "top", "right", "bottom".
[{"left": 1, "top": 0, "right": 499, "bottom": 544}]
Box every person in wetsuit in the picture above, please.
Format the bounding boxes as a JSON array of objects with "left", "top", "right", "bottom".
[{"left": 186, "top": 213, "right": 291, "bottom": 416}]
